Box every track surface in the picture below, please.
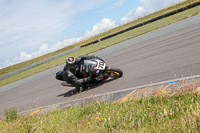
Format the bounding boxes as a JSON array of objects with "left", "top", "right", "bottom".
[{"left": 0, "top": 15, "right": 200, "bottom": 114}]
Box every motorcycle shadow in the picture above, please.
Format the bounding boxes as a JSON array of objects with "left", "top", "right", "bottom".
[{"left": 57, "top": 78, "right": 117, "bottom": 97}]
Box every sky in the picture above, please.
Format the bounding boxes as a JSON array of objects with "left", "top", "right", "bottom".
[{"left": 0, "top": 0, "right": 184, "bottom": 69}]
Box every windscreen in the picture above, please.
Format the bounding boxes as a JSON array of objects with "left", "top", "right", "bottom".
[
  {"left": 83, "top": 60, "right": 97, "bottom": 68},
  {"left": 81, "top": 60, "right": 98, "bottom": 73}
]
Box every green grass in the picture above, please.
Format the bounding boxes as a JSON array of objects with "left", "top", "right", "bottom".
[
  {"left": 0, "top": 0, "right": 200, "bottom": 77},
  {"left": 0, "top": 92, "right": 200, "bottom": 132},
  {"left": 1, "top": 4, "right": 200, "bottom": 87},
  {"left": 4, "top": 108, "right": 18, "bottom": 122}
]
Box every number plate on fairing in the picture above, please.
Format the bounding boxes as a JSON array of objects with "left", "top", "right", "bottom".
[{"left": 94, "top": 60, "right": 105, "bottom": 70}]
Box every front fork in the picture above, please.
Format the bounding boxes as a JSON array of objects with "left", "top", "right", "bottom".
[
  {"left": 105, "top": 66, "right": 111, "bottom": 71},
  {"left": 103, "top": 66, "right": 111, "bottom": 80}
]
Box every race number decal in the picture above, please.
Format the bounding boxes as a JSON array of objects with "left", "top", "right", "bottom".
[
  {"left": 97, "top": 61, "right": 105, "bottom": 70},
  {"left": 93, "top": 60, "right": 106, "bottom": 70},
  {"left": 98, "top": 62, "right": 105, "bottom": 70}
]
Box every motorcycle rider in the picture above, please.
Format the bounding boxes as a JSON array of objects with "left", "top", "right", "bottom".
[{"left": 56, "top": 55, "right": 99, "bottom": 92}]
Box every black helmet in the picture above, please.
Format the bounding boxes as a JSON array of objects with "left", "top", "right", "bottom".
[{"left": 65, "top": 56, "right": 75, "bottom": 68}]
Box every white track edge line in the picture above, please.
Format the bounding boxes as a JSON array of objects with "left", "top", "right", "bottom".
[{"left": 19, "top": 74, "right": 200, "bottom": 114}]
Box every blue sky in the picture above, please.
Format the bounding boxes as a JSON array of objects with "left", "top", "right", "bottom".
[{"left": 0, "top": 0, "right": 184, "bottom": 69}]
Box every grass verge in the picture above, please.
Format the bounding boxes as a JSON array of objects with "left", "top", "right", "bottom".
[
  {"left": 1, "top": 74, "right": 200, "bottom": 132},
  {"left": 0, "top": 0, "right": 200, "bottom": 77},
  {"left": 0, "top": 92, "right": 200, "bottom": 132},
  {"left": 1, "top": 4, "right": 200, "bottom": 87}
]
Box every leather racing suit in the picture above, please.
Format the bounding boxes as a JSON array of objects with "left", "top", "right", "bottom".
[{"left": 62, "top": 55, "right": 98, "bottom": 91}]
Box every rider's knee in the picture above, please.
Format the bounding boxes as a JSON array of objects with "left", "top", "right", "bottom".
[
  {"left": 63, "top": 70, "right": 71, "bottom": 82},
  {"left": 56, "top": 70, "right": 64, "bottom": 81}
]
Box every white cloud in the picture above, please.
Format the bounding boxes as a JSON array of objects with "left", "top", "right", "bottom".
[
  {"left": 120, "top": 10, "right": 135, "bottom": 24},
  {"left": 85, "top": 18, "right": 116, "bottom": 38},
  {"left": 4, "top": 43, "right": 50, "bottom": 66},
  {"left": 134, "top": 6, "right": 146, "bottom": 18},
  {"left": 0, "top": 0, "right": 109, "bottom": 69},
  {"left": 1, "top": 37, "right": 83, "bottom": 68},
  {"left": 48, "top": 37, "right": 82, "bottom": 52},
  {"left": 0, "top": 0, "right": 186, "bottom": 69},
  {"left": 120, "top": 0, "right": 185, "bottom": 24},
  {"left": 1, "top": 18, "right": 115, "bottom": 69}
]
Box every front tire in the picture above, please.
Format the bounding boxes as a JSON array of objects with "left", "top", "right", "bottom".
[{"left": 106, "top": 67, "right": 123, "bottom": 78}]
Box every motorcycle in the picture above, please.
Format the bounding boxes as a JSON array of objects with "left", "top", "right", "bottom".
[{"left": 56, "top": 57, "right": 123, "bottom": 88}]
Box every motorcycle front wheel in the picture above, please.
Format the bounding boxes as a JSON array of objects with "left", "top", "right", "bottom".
[{"left": 106, "top": 67, "right": 123, "bottom": 78}]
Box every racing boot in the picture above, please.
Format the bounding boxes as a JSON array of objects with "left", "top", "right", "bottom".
[{"left": 61, "top": 81, "right": 73, "bottom": 87}]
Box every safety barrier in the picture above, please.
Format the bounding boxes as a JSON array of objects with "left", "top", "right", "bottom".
[
  {"left": 81, "top": 1, "right": 200, "bottom": 48},
  {"left": 0, "top": 47, "right": 80, "bottom": 80}
]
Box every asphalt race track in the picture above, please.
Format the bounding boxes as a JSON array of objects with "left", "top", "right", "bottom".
[{"left": 0, "top": 14, "right": 200, "bottom": 115}]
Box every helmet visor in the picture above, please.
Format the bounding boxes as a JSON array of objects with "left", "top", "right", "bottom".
[{"left": 66, "top": 57, "right": 75, "bottom": 68}]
